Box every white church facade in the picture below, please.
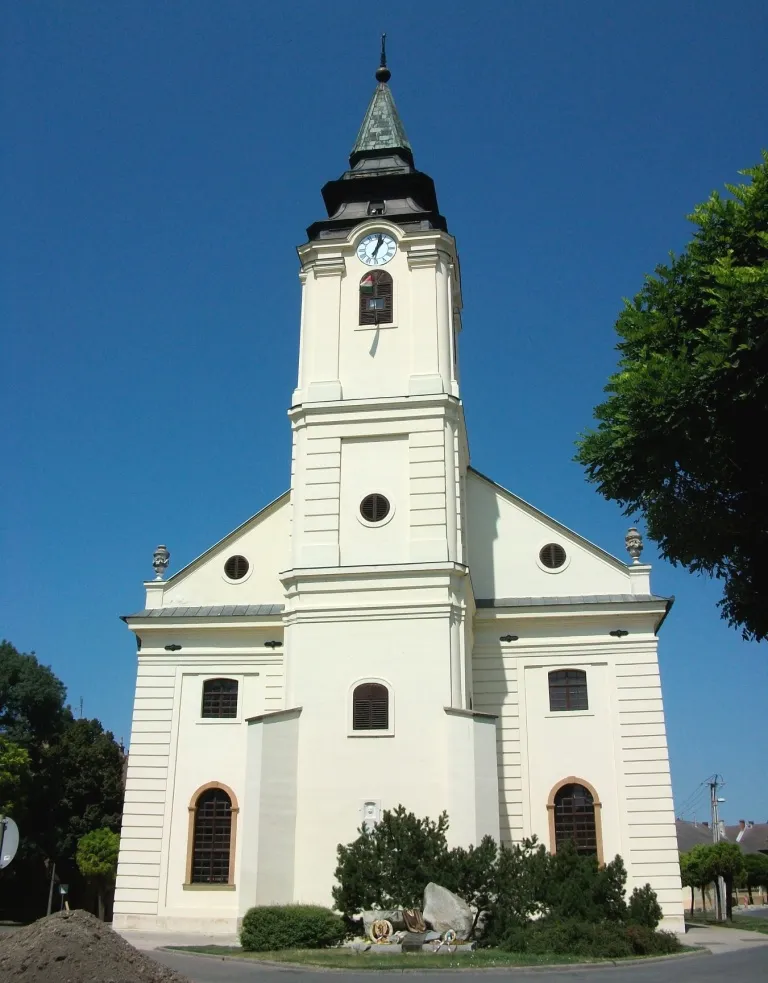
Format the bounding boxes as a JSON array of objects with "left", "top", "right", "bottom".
[{"left": 113, "top": 53, "right": 685, "bottom": 934}]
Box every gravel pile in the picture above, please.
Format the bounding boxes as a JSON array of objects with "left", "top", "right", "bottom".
[{"left": 0, "top": 909, "right": 191, "bottom": 983}]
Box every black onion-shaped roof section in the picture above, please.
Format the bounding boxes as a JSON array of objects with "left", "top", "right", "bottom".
[{"left": 306, "top": 39, "right": 447, "bottom": 241}]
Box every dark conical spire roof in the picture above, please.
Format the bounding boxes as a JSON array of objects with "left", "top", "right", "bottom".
[
  {"left": 306, "top": 36, "right": 446, "bottom": 240},
  {"left": 350, "top": 34, "right": 413, "bottom": 166},
  {"left": 351, "top": 84, "right": 412, "bottom": 159}
]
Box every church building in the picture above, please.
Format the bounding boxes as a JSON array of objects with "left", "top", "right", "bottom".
[{"left": 113, "top": 51, "right": 685, "bottom": 934}]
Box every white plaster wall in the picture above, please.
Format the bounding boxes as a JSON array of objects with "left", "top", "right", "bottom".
[
  {"left": 466, "top": 472, "right": 632, "bottom": 600},
  {"left": 295, "top": 224, "right": 460, "bottom": 406},
  {"left": 285, "top": 612, "right": 466, "bottom": 905},
  {"left": 339, "top": 436, "right": 409, "bottom": 565},
  {"left": 114, "top": 639, "right": 285, "bottom": 933},
  {"left": 444, "top": 710, "right": 500, "bottom": 846},
  {"left": 160, "top": 496, "right": 290, "bottom": 607},
  {"left": 471, "top": 619, "right": 684, "bottom": 932}
]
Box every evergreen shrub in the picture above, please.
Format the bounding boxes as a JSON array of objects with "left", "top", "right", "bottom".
[
  {"left": 628, "top": 884, "right": 664, "bottom": 929},
  {"left": 240, "top": 905, "right": 346, "bottom": 951},
  {"left": 498, "top": 918, "right": 681, "bottom": 958}
]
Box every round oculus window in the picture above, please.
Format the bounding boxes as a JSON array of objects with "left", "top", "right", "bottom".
[
  {"left": 539, "top": 543, "right": 567, "bottom": 569},
  {"left": 224, "top": 554, "right": 249, "bottom": 580},
  {"left": 360, "top": 493, "right": 390, "bottom": 523}
]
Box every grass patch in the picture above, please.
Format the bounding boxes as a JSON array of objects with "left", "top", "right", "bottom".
[
  {"left": 167, "top": 945, "right": 695, "bottom": 969},
  {"left": 687, "top": 913, "right": 768, "bottom": 935}
]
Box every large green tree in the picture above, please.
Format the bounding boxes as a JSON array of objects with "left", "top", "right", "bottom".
[
  {"left": 577, "top": 153, "right": 768, "bottom": 641},
  {"left": 0, "top": 641, "right": 125, "bottom": 918}
]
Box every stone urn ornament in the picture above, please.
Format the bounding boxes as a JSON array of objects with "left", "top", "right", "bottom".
[
  {"left": 152, "top": 544, "right": 170, "bottom": 580},
  {"left": 625, "top": 527, "right": 643, "bottom": 564}
]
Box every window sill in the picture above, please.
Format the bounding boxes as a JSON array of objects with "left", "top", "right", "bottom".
[
  {"left": 354, "top": 323, "right": 398, "bottom": 332},
  {"left": 545, "top": 711, "right": 594, "bottom": 718},
  {"left": 183, "top": 883, "right": 236, "bottom": 891},
  {"left": 196, "top": 718, "right": 242, "bottom": 725},
  {"left": 348, "top": 731, "right": 395, "bottom": 738}
]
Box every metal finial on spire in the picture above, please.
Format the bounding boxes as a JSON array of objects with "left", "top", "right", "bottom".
[{"left": 376, "top": 33, "right": 391, "bottom": 83}]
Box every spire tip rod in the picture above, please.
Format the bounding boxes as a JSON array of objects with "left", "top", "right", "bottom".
[{"left": 376, "top": 33, "right": 391, "bottom": 83}]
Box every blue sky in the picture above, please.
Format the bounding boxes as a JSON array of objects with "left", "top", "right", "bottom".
[{"left": 2, "top": 1, "right": 766, "bottom": 823}]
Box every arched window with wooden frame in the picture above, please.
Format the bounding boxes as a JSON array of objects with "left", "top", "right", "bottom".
[
  {"left": 186, "top": 782, "right": 239, "bottom": 886},
  {"left": 548, "top": 669, "right": 588, "bottom": 712},
  {"left": 201, "top": 678, "right": 238, "bottom": 719},
  {"left": 547, "top": 777, "right": 603, "bottom": 863},
  {"left": 352, "top": 682, "right": 389, "bottom": 731},
  {"left": 359, "top": 271, "right": 393, "bottom": 325}
]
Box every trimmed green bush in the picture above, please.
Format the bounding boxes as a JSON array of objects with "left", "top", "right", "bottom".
[
  {"left": 240, "top": 904, "right": 346, "bottom": 952},
  {"left": 498, "top": 918, "right": 682, "bottom": 958},
  {"left": 628, "top": 884, "right": 664, "bottom": 929}
]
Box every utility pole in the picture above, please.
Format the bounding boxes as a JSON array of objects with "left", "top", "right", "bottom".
[{"left": 709, "top": 776, "right": 726, "bottom": 921}]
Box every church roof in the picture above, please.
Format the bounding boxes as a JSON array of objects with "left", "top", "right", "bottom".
[
  {"left": 122, "top": 603, "right": 284, "bottom": 621},
  {"left": 475, "top": 594, "right": 669, "bottom": 608},
  {"left": 351, "top": 80, "right": 412, "bottom": 161}
]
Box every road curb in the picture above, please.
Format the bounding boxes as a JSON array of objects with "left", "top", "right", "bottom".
[{"left": 157, "top": 945, "right": 711, "bottom": 973}]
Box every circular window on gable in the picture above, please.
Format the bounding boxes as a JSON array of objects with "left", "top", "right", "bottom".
[
  {"left": 539, "top": 543, "right": 567, "bottom": 570},
  {"left": 360, "top": 494, "right": 390, "bottom": 524},
  {"left": 224, "top": 555, "right": 249, "bottom": 580}
]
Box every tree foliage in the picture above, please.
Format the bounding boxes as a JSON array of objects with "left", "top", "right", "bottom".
[
  {"left": 0, "top": 736, "right": 30, "bottom": 814},
  {"left": 332, "top": 805, "right": 451, "bottom": 914},
  {"left": 742, "top": 853, "right": 768, "bottom": 904},
  {"left": 577, "top": 153, "right": 768, "bottom": 641},
  {"left": 76, "top": 828, "right": 120, "bottom": 921},
  {"left": 333, "top": 805, "right": 664, "bottom": 939},
  {"left": 0, "top": 641, "right": 125, "bottom": 919}
]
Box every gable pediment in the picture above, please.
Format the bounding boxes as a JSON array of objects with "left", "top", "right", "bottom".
[{"left": 466, "top": 469, "right": 635, "bottom": 602}]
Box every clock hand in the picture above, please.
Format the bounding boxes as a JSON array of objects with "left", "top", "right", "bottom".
[{"left": 371, "top": 234, "right": 383, "bottom": 258}]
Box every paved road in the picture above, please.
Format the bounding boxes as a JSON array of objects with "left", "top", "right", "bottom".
[{"left": 149, "top": 947, "right": 768, "bottom": 983}]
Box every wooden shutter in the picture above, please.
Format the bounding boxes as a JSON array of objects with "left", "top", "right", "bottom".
[
  {"left": 359, "top": 271, "right": 394, "bottom": 325},
  {"left": 353, "top": 683, "right": 389, "bottom": 730}
]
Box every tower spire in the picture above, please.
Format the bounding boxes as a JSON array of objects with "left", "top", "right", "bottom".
[{"left": 350, "top": 36, "right": 411, "bottom": 164}]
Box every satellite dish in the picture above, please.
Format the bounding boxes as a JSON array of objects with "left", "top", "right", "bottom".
[{"left": 0, "top": 816, "right": 20, "bottom": 869}]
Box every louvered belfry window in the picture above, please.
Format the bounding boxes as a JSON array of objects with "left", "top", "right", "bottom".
[
  {"left": 360, "top": 493, "right": 390, "bottom": 523},
  {"left": 353, "top": 683, "right": 389, "bottom": 731},
  {"left": 548, "top": 669, "right": 588, "bottom": 711},
  {"left": 201, "top": 678, "right": 238, "bottom": 719},
  {"left": 191, "top": 788, "right": 232, "bottom": 883},
  {"left": 359, "top": 271, "right": 393, "bottom": 325},
  {"left": 553, "top": 783, "right": 598, "bottom": 856}
]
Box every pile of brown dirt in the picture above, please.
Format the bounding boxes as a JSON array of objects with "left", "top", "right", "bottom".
[{"left": 0, "top": 908, "right": 191, "bottom": 983}]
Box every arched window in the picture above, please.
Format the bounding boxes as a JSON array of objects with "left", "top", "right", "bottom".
[
  {"left": 190, "top": 787, "right": 234, "bottom": 883},
  {"left": 359, "top": 271, "right": 393, "bottom": 325},
  {"left": 548, "top": 669, "right": 588, "bottom": 711},
  {"left": 552, "top": 782, "right": 599, "bottom": 857},
  {"left": 201, "top": 678, "right": 238, "bottom": 719},
  {"left": 352, "top": 682, "right": 389, "bottom": 730}
]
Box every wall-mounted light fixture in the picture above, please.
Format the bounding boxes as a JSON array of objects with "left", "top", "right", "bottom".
[
  {"left": 499, "top": 634, "right": 519, "bottom": 642},
  {"left": 609, "top": 630, "right": 629, "bottom": 638},
  {"left": 164, "top": 643, "right": 182, "bottom": 651},
  {"left": 264, "top": 640, "right": 283, "bottom": 649}
]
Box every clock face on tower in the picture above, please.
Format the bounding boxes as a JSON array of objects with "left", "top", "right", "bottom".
[{"left": 357, "top": 232, "right": 397, "bottom": 266}]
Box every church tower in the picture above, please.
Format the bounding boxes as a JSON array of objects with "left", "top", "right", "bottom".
[{"left": 257, "top": 44, "right": 499, "bottom": 905}]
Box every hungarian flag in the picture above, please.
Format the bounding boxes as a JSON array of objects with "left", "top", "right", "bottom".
[{"left": 360, "top": 274, "right": 375, "bottom": 294}]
